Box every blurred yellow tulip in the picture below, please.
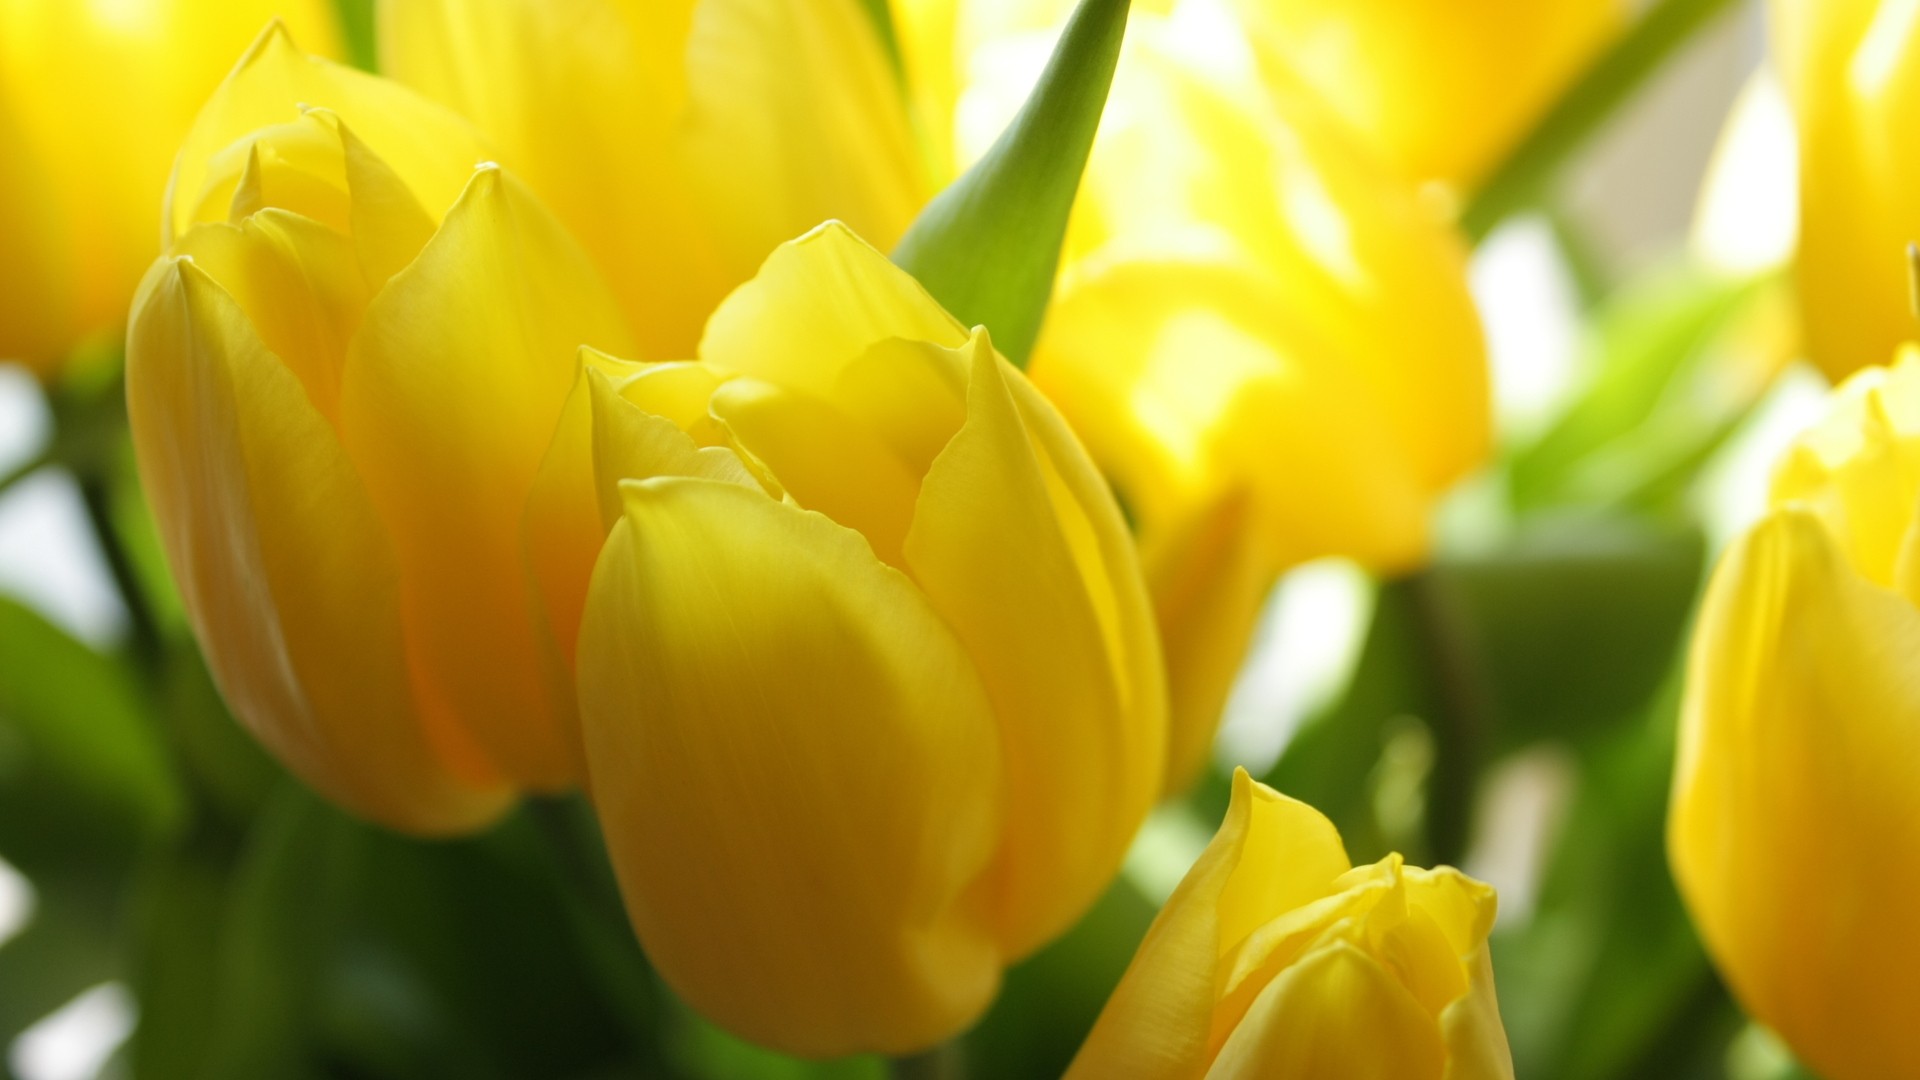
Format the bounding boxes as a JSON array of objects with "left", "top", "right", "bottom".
[
  {"left": 1019, "top": 4, "right": 1489, "bottom": 789},
  {"left": 549, "top": 223, "right": 1166, "bottom": 1057},
  {"left": 126, "top": 26, "right": 634, "bottom": 832},
  {"left": 0, "top": 0, "right": 340, "bottom": 376},
  {"left": 1671, "top": 348, "right": 1920, "bottom": 1080},
  {"left": 1228, "top": 0, "right": 1625, "bottom": 190},
  {"left": 1068, "top": 768, "right": 1512, "bottom": 1079},
  {"left": 377, "top": 0, "right": 927, "bottom": 360},
  {"left": 1772, "top": 0, "right": 1920, "bottom": 381}
]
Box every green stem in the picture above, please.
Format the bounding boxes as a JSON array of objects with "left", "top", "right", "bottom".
[
  {"left": 0, "top": 446, "right": 51, "bottom": 498},
  {"left": 78, "top": 472, "right": 163, "bottom": 668},
  {"left": 1404, "top": 570, "right": 1488, "bottom": 868},
  {"left": 889, "top": 1044, "right": 966, "bottom": 1080},
  {"left": 1461, "top": 0, "right": 1747, "bottom": 241}
]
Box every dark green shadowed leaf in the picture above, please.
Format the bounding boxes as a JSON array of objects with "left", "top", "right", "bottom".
[{"left": 892, "top": 0, "right": 1131, "bottom": 367}]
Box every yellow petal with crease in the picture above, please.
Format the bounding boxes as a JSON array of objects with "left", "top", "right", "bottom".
[
  {"left": 377, "top": 0, "right": 724, "bottom": 357},
  {"left": 339, "top": 164, "right": 631, "bottom": 789},
  {"left": 1065, "top": 770, "right": 1347, "bottom": 1080},
  {"left": 700, "top": 222, "right": 968, "bottom": 399},
  {"left": 126, "top": 256, "right": 506, "bottom": 834},
  {"left": 905, "top": 330, "right": 1166, "bottom": 956},
  {"left": 577, "top": 477, "right": 1003, "bottom": 1058},
  {"left": 168, "top": 22, "right": 488, "bottom": 243},
  {"left": 1202, "top": 942, "right": 1445, "bottom": 1080},
  {"left": 1671, "top": 509, "right": 1920, "bottom": 1080},
  {"left": 683, "top": 0, "right": 927, "bottom": 274}
]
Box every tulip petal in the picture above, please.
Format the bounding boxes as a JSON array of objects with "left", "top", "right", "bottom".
[
  {"left": 378, "top": 0, "right": 726, "bottom": 356},
  {"left": 339, "top": 164, "right": 632, "bottom": 788},
  {"left": 170, "top": 211, "right": 367, "bottom": 421},
  {"left": 682, "top": 0, "right": 927, "bottom": 274},
  {"left": 700, "top": 222, "right": 968, "bottom": 399},
  {"left": 1671, "top": 509, "right": 1920, "bottom": 1080},
  {"left": 168, "top": 22, "right": 488, "bottom": 244},
  {"left": 905, "top": 330, "right": 1166, "bottom": 955},
  {"left": 577, "top": 477, "right": 1003, "bottom": 1058},
  {"left": 1440, "top": 947, "right": 1517, "bottom": 1080},
  {"left": 126, "top": 256, "right": 506, "bottom": 833},
  {"left": 1066, "top": 770, "right": 1349, "bottom": 1080},
  {"left": 1202, "top": 941, "right": 1447, "bottom": 1080}
]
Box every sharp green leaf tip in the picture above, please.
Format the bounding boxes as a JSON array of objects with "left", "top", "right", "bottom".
[{"left": 893, "top": 0, "right": 1132, "bottom": 369}]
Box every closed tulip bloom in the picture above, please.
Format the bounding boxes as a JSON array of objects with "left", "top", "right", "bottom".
[
  {"left": 550, "top": 223, "right": 1166, "bottom": 1056},
  {"left": 995, "top": 4, "right": 1489, "bottom": 790},
  {"left": 376, "top": 0, "right": 926, "bottom": 360},
  {"left": 1772, "top": 0, "right": 1920, "bottom": 380},
  {"left": 0, "top": 0, "right": 339, "bottom": 375},
  {"left": 127, "top": 26, "right": 633, "bottom": 832},
  {"left": 1069, "top": 768, "right": 1512, "bottom": 1080},
  {"left": 1671, "top": 349, "right": 1920, "bottom": 1080}
]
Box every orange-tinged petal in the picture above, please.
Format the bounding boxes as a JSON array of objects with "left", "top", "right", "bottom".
[
  {"left": 126, "top": 255, "right": 506, "bottom": 833},
  {"left": 1671, "top": 509, "right": 1920, "bottom": 1080},
  {"left": 577, "top": 477, "right": 1004, "bottom": 1058},
  {"left": 905, "top": 330, "right": 1166, "bottom": 956},
  {"left": 338, "top": 164, "right": 632, "bottom": 789}
]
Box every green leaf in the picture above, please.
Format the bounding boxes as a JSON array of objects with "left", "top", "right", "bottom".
[
  {"left": 892, "top": 0, "right": 1131, "bottom": 367},
  {"left": 1510, "top": 264, "right": 1780, "bottom": 511},
  {"left": 1461, "top": 0, "right": 1748, "bottom": 240},
  {"left": 0, "top": 596, "right": 182, "bottom": 875}
]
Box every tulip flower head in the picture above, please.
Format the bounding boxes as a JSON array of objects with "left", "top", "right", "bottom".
[
  {"left": 127, "top": 26, "right": 634, "bottom": 832},
  {"left": 1773, "top": 0, "right": 1920, "bottom": 379},
  {"left": 535, "top": 223, "right": 1167, "bottom": 1057},
  {"left": 378, "top": 0, "right": 927, "bottom": 360},
  {"left": 0, "top": 0, "right": 339, "bottom": 375},
  {"left": 1671, "top": 347, "right": 1920, "bottom": 1080},
  {"left": 1069, "top": 768, "right": 1512, "bottom": 1079},
  {"left": 1007, "top": 1, "right": 1490, "bottom": 789}
]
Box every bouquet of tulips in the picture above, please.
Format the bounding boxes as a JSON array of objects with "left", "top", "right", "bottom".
[{"left": 0, "top": 0, "right": 1909, "bottom": 1077}]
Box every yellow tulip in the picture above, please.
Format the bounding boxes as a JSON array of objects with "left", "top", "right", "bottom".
[
  {"left": 126, "top": 26, "right": 634, "bottom": 832},
  {"left": 1068, "top": 768, "right": 1512, "bottom": 1079},
  {"left": 1772, "top": 0, "right": 1920, "bottom": 381},
  {"left": 376, "top": 0, "right": 927, "bottom": 360},
  {"left": 1227, "top": 0, "right": 1625, "bottom": 191},
  {"left": 1018, "top": 5, "right": 1489, "bottom": 789},
  {"left": 547, "top": 223, "right": 1166, "bottom": 1057},
  {"left": 1671, "top": 347, "right": 1920, "bottom": 1080},
  {"left": 0, "top": 0, "right": 340, "bottom": 376}
]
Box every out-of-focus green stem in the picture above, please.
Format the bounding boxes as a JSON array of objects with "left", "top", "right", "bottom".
[
  {"left": 78, "top": 472, "right": 163, "bottom": 668},
  {"left": 0, "top": 446, "right": 51, "bottom": 498},
  {"left": 1404, "top": 569, "right": 1489, "bottom": 868},
  {"left": 1462, "top": 0, "right": 1748, "bottom": 241},
  {"left": 890, "top": 1044, "right": 967, "bottom": 1080}
]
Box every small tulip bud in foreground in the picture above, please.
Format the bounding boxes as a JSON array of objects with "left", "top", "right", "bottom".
[
  {"left": 537, "top": 223, "right": 1167, "bottom": 1057},
  {"left": 127, "top": 26, "right": 633, "bottom": 832},
  {"left": 1068, "top": 768, "right": 1512, "bottom": 1080},
  {"left": 1671, "top": 347, "right": 1920, "bottom": 1080}
]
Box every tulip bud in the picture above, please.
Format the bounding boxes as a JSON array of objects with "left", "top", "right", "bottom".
[
  {"left": 554, "top": 223, "right": 1167, "bottom": 1056},
  {"left": 1671, "top": 347, "right": 1920, "bottom": 1080},
  {"left": 377, "top": 0, "right": 926, "bottom": 360},
  {"left": 1772, "top": 0, "right": 1920, "bottom": 380},
  {"left": 0, "top": 2, "right": 339, "bottom": 375},
  {"left": 127, "top": 26, "right": 633, "bottom": 832},
  {"left": 1025, "top": 10, "right": 1491, "bottom": 790},
  {"left": 1069, "top": 768, "right": 1512, "bottom": 1080}
]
